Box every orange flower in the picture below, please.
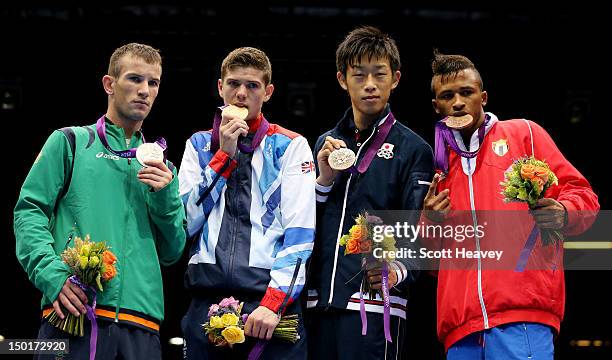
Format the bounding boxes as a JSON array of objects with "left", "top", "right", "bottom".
[
  {"left": 102, "top": 264, "right": 117, "bottom": 281},
  {"left": 359, "top": 240, "right": 372, "bottom": 253},
  {"left": 520, "top": 164, "right": 536, "bottom": 180},
  {"left": 532, "top": 177, "right": 545, "bottom": 192},
  {"left": 533, "top": 166, "right": 549, "bottom": 184},
  {"left": 103, "top": 250, "right": 117, "bottom": 266},
  {"left": 346, "top": 238, "right": 360, "bottom": 254},
  {"left": 350, "top": 225, "right": 367, "bottom": 242}
]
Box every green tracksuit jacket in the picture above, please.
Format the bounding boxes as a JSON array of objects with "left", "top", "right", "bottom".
[{"left": 14, "top": 119, "right": 186, "bottom": 324}]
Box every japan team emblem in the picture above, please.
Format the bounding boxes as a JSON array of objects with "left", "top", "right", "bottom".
[
  {"left": 377, "top": 143, "right": 395, "bottom": 159},
  {"left": 492, "top": 139, "right": 509, "bottom": 157}
]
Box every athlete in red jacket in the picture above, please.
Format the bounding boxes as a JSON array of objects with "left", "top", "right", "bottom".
[{"left": 422, "top": 51, "right": 599, "bottom": 359}]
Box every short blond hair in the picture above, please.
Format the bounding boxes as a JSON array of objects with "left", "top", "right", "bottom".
[
  {"left": 108, "top": 43, "right": 162, "bottom": 77},
  {"left": 221, "top": 47, "right": 272, "bottom": 85}
]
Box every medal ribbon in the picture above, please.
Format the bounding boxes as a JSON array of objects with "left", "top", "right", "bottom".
[
  {"left": 434, "top": 115, "right": 490, "bottom": 174},
  {"left": 347, "top": 112, "right": 395, "bottom": 175},
  {"left": 95, "top": 116, "right": 167, "bottom": 160}
]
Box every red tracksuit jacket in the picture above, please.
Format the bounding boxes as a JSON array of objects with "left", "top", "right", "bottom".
[{"left": 429, "top": 113, "right": 599, "bottom": 351}]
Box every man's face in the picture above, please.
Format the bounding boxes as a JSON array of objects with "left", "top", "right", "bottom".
[
  {"left": 337, "top": 56, "right": 400, "bottom": 121},
  {"left": 108, "top": 55, "right": 161, "bottom": 122},
  {"left": 218, "top": 66, "right": 274, "bottom": 121},
  {"left": 431, "top": 69, "right": 487, "bottom": 124}
]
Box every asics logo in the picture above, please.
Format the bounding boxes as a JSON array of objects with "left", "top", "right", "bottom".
[{"left": 96, "top": 152, "right": 120, "bottom": 161}]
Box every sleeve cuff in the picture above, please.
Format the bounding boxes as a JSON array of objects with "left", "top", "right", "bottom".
[
  {"left": 146, "top": 175, "right": 181, "bottom": 213},
  {"left": 209, "top": 149, "right": 238, "bottom": 179},
  {"left": 315, "top": 181, "right": 333, "bottom": 203},
  {"left": 559, "top": 199, "right": 577, "bottom": 231},
  {"left": 260, "top": 287, "right": 289, "bottom": 314},
  {"left": 390, "top": 260, "right": 408, "bottom": 286}
]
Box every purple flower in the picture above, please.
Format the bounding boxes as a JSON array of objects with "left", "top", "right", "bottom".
[
  {"left": 219, "top": 296, "right": 240, "bottom": 311},
  {"left": 366, "top": 214, "right": 383, "bottom": 225},
  {"left": 241, "top": 314, "right": 249, "bottom": 324},
  {"left": 208, "top": 304, "right": 220, "bottom": 317}
]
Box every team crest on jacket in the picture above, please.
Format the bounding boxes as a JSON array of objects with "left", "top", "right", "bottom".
[
  {"left": 377, "top": 143, "right": 395, "bottom": 159},
  {"left": 492, "top": 139, "right": 509, "bottom": 156}
]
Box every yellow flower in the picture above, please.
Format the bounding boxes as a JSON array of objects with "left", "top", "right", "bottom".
[
  {"left": 381, "top": 235, "right": 397, "bottom": 252},
  {"left": 209, "top": 316, "right": 224, "bottom": 329},
  {"left": 221, "top": 326, "right": 245, "bottom": 344},
  {"left": 79, "top": 256, "right": 89, "bottom": 269},
  {"left": 88, "top": 255, "right": 100, "bottom": 267},
  {"left": 80, "top": 244, "right": 91, "bottom": 257},
  {"left": 221, "top": 313, "right": 239, "bottom": 327}
]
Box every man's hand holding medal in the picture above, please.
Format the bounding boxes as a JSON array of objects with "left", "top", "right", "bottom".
[
  {"left": 136, "top": 143, "right": 172, "bottom": 192},
  {"left": 316, "top": 136, "right": 355, "bottom": 186},
  {"left": 219, "top": 104, "right": 249, "bottom": 158}
]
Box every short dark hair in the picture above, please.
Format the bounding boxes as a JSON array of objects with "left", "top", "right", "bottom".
[
  {"left": 430, "top": 49, "right": 483, "bottom": 93},
  {"left": 108, "top": 43, "right": 161, "bottom": 78},
  {"left": 221, "top": 47, "right": 272, "bottom": 85},
  {"left": 336, "top": 26, "right": 401, "bottom": 76}
]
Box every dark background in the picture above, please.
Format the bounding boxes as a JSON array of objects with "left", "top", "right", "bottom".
[{"left": 2, "top": 2, "right": 609, "bottom": 359}]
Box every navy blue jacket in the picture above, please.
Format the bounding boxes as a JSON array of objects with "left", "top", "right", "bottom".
[{"left": 306, "top": 106, "right": 434, "bottom": 318}]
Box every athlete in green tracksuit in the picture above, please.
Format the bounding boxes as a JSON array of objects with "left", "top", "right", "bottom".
[{"left": 14, "top": 43, "right": 186, "bottom": 360}]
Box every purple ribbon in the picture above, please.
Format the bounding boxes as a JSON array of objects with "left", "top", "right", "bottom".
[
  {"left": 95, "top": 116, "right": 167, "bottom": 161},
  {"left": 69, "top": 275, "right": 97, "bottom": 360},
  {"left": 434, "top": 115, "right": 490, "bottom": 174},
  {"left": 211, "top": 106, "right": 270, "bottom": 154},
  {"left": 360, "top": 281, "right": 368, "bottom": 336},
  {"left": 381, "top": 262, "right": 392, "bottom": 342},
  {"left": 515, "top": 225, "right": 540, "bottom": 272},
  {"left": 247, "top": 340, "right": 266, "bottom": 360},
  {"left": 348, "top": 112, "right": 395, "bottom": 175},
  {"left": 359, "top": 262, "right": 392, "bottom": 342}
]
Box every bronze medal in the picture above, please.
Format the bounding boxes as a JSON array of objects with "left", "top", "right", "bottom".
[
  {"left": 328, "top": 148, "right": 356, "bottom": 171},
  {"left": 444, "top": 114, "right": 473, "bottom": 129}
]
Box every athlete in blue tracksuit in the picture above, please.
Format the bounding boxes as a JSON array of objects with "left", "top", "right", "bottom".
[
  {"left": 178, "top": 47, "right": 316, "bottom": 359},
  {"left": 305, "top": 26, "right": 434, "bottom": 359}
]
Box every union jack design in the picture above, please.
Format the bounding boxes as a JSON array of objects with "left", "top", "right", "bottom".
[{"left": 302, "top": 161, "right": 315, "bottom": 174}]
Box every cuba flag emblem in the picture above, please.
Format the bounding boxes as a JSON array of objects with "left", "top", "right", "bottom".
[{"left": 492, "top": 139, "right": 509, "bottom": 157}]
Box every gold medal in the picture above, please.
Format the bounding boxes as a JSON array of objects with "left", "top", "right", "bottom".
[
  {"left": 328, "top": 148, "right": 356, "bottom": 171},
  {"left": 136, "top": 142, "right": 164, "bottom": 167},
  {"left": 221, "top": 105, "right": 249, "bottom": 120},
  {"left": 444, "top": 114, "right": 473, "bottom": 129}
]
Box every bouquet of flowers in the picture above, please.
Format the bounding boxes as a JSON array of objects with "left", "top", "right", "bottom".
[
  {"left": 500, "top": 156, "right": 562, "bottom": 245},
  {"left": 339, "top": 213, "right": 397, "bottom": 298},
  {"left": 45, "top": 235, "right": 117, "bottom": 336},
  {"left": 339, "top": 212, "right": 397, "bottom": 342},
  {"left": 203, "top": 297, "right": 299, "bottom": 348}
]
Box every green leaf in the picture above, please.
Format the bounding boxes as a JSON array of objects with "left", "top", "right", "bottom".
[
  {"left": 517, "top": 187, "right": 528, "bottom": 201},
  {"left": 96, "top": 273, "right": 103, "bottom": 292}
]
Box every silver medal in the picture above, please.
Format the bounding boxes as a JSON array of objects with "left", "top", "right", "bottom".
[{"left": 136, "top": 143, "right": 164, "bottom": 167}]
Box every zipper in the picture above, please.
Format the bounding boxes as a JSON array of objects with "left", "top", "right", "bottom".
[
  {"left": 467, "top": 158, "right": 489, "bottom": 329},
  {"left": 523, "top": 323, "right": 533, "bottom": 358},
  {"left": 227, "top": 154, "right": 239, "bottom": 285},
  {"left": 116, "top": 154, "right": 132, "bottom": 321},
  {"left": 328, "top": 126, "right": 378, "bottom": 306}
]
